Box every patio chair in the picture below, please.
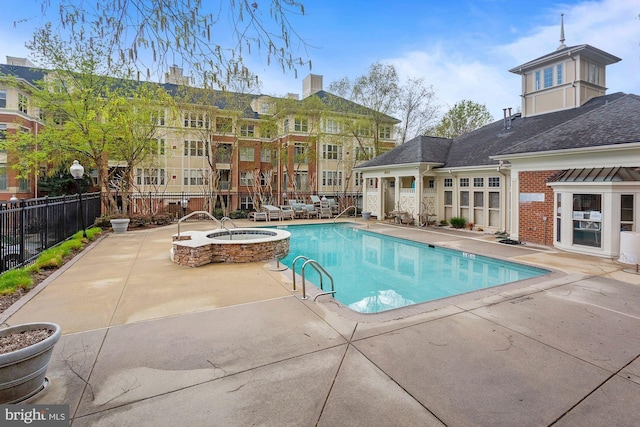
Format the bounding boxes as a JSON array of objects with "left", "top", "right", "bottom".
[
  {"left": 303, "top": 204, "right": 319, "bottom": 219},
  {"left": 399, "top": 212, "right": 415, "bottom": 225},
  {"left": 279, "top": 205, "right": 295, "bottom": 220},
  {"left": 262, "top": 204, "right": 283, "bottom": 221},
  {"left": 327, "top": 198, "right": 339, "bottom": 214},
  {"left": 310, "top": 195, "right": 322, "bottom": 207},
  {"left": 288, "top": 200, "right": 306, "bottom": 218},
  {"left": 318, "top": 201, "right": 333, "bottom": 219}
]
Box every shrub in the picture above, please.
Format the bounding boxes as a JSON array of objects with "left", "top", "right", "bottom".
[
  {"left": 229, "top": 210, "right": 248, "bottom": 219},
  {"left": 151, "top": 214, "right": 173, "bottom": 225},
  {"left": 450, "top": 217, "right": 467, "bottom": 229},
  {"left": 439, "top": 219, "right": 449, "bottom": 226}
]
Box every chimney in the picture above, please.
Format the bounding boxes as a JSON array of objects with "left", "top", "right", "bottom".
[
  {"left": 507, "top": 107, "right": 513, "bottom": 129},
  {"left": 503, "top": 108, "right": 507, "bottom": 130},
  {"left": 303, "top": 74, "right": 323, "bottom": 98}
]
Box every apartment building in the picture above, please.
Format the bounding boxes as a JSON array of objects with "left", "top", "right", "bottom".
[{"left": 0, "top": 62, "right": 399, "bottom": 212}]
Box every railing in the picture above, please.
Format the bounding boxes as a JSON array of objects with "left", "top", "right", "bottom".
[
  {"left": 0, "top": 192, "right": 102, "bottom": 273},
  {"left": 291, "top": 255, "right": 335, "bottom": 300},
  {"left": 333, "top": 205, "right": 358, "bottom": 223},
  {"left": 176, "top": 211, "right": 222, "bottom": 239}
]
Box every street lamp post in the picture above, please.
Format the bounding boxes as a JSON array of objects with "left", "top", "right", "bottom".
[{"left": 70, "top": 160, "right": 87, "bottom": 238}]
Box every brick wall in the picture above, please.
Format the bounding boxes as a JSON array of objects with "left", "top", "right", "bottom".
[{"left": 518, "top": 170, "right": 559, "bottom": 246}]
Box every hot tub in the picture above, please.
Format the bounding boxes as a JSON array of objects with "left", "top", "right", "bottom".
[{"left": 171, "top": 228, "right": 290, "bottom": 267}]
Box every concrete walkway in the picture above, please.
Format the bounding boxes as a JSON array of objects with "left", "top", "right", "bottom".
[{"left": 2, "top": 220, "right": 639, "bottom": 426}]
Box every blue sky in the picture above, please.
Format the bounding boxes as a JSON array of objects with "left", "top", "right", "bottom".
[{"left": 1, "top": 0, "right": 639, "bottom": 120}]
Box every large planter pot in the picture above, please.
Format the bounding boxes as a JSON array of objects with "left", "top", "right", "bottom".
[
  {"left": 110, "top": 218, "right": 130, "bottom": 234},
  {"left": 362, "top": 211, "right": 372, "bottom": 220},
  {"left": 0, "top": 322, "right": 61, "bottom": 404}
]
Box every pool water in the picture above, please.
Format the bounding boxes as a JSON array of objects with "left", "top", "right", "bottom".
[{"left": 277, "top": 223, "right": 549, "bottom": 313}]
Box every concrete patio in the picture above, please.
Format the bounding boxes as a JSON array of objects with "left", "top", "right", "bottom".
[{"left": 1, "top": 219, "right": 639, "bottom": 426}]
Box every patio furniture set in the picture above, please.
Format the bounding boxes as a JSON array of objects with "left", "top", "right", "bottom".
[{"left": 248, "top": 196, "right": 339, "bottom": 222}]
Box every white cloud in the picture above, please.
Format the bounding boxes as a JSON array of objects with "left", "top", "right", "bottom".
[{"left": 384, "top": 0, "right": 640, "bottom": 121}]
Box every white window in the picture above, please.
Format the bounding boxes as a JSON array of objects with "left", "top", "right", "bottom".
[
  {"left": 295, "top": 171, "right": 309, "bottom": 190},
  {"left": 355, "top": 171, "right": 363, "bottom": 187},
  {"left": 152, "top": 110, "right": 165, "bottom": 126},
  {"left": 260, "top": 148, "right": 272, "bottom": 163},
  {"left": 294, "top": 118, "right": 308, "bottom": 132},
  {"left": 240, "top": 195, "right": 254, "bottom": 210},
  {"left": 216, "top": 117, "right": 232, "bottom": 133},
  {"left": 587, "top": 62, "right": 602, "bottom": 85},
  {"left": 557, "top": 64, "right": 563, "bottom": 85},
  {"left": 488, "top": 177, "right": 500, "bottom": 187},
  {"left": 240, "top": 171, "right": 254, "bottom": 186},
  {"left": 183, "top": 169, "right": 204, "bottom": 185},
  {"left": 543, "top": 67, "right": 553, "bottom": 88},
  {"left": 444, "top": 178, "right": 453, "bottom": 187},
  {"left": 459, "top": 178, "right": 469, "bottom": 187},
  {"left": 136, "top": 168, "right": 166, "bottom": 185},
  {"left": 18, "top": 94, "right": 28, "bottom": 114},
  {"left": 356, "top": 146, "right": 374, "bottom": 161},
  {"left": 535, "top": 71, "right": 541, "bottom": 90},
  {"left": 294, "top": 144, "right": 307, "bottom": 164},
  {"left": 324, "top": 119, "right": 341, "bottom": 134},
  {"left": 239, "top": 147, "right": 255, "bottom": 162},
  {"left": 0, "top": 90, "right": 6, "bottom": 108},
  {"left": 323, "top": 144, "right": 342, "bottom": 160},
  {"left": 184, "top": 141, "right": 204, "bottom": 157},
  {"left": 378, "top": 125, "right": 392, "bottom": 139},
  {"left": 621, "top": 195, "right": 634, "bottom": 232},
  {"left": 322, "top": 171, "right": 342, "bottom": 187},
  {"left": 184, "top": 112, "right": 208, "bottom": 128},
  {"left": 240, "top": 124, "right": 255, "bottom": 137},
  {"left": 283, "top": 118, "right": 290, "bottom": 133},
  {"left": 474, "top": 177, "right": 484, "bottom": 187},
  {"left": 460, "top": 191, "right": 469, "bottom": 207},
  {"left": 0, "top": 123, "right": 6, "bottom": 140}
]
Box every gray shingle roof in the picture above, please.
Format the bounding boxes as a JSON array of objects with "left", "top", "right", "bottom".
[
  {"left": 359, "top": 92, "right": 632, "bottom": 170},
  {"left": 497, "top": 94, "right": 640, "bottom": 155},
  {"left": 358, "top": 136, "right": 452, "bottom": 168}
]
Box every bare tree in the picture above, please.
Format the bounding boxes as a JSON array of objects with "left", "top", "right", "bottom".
[{"left": 396, "top": 77, "right": 439, "bottom": 144}]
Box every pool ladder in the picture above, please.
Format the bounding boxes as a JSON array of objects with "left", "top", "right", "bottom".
[{"left": 291, "top": 255, "right": 335, "bottom": 301}]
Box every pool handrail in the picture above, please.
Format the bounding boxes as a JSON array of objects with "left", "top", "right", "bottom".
[
  {"left": 333, "top": 205, "right": 358, "bottom": 223},
  {"left": 301, "top": 259, "right": 335, "bottom": 301},
  {"left": 176, "top": 210, "right": 226, "bottom": 239},
  {"left": 220, "top": 216, "right": 239, "bottom": 229}
]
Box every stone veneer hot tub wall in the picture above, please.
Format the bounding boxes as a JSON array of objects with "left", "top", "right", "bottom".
[{"left": 171, "top": 228, "right": 290, "bottom": 267}]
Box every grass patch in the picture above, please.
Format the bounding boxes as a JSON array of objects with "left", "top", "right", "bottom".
[{"left": 0, "top": 227, "right": 102, "bottom": 295}]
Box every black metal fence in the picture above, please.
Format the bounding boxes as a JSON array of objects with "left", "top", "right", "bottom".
[
  {"left": 108, "top": 191, "right": 363, "bottom": 218},
  {"left": 0, "top": 192, "right": 102, "bottom": 273}
]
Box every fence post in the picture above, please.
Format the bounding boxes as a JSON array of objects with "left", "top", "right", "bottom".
[{"left": 18, "top": 199, "right": 26, "bottom": 265}]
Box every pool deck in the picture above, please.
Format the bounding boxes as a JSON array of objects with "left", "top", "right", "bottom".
[{"left": 2, "top": 219, "right": 639, "bottom": 426}]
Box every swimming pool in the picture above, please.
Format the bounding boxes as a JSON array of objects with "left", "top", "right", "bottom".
[{"left": 277, "top": 223, "right": 549, "bottom": 313}]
